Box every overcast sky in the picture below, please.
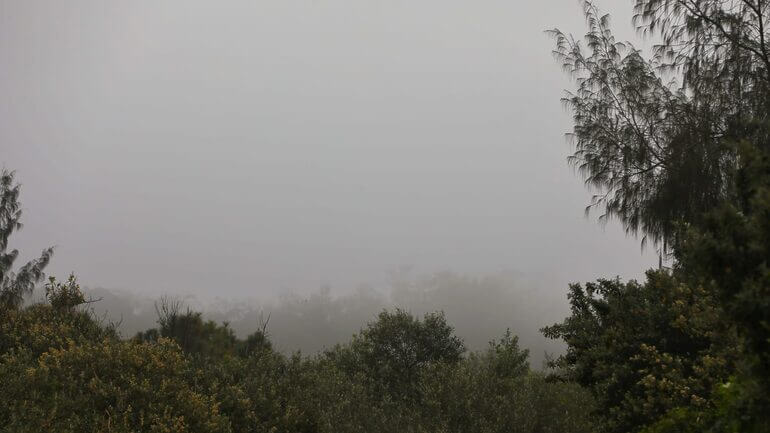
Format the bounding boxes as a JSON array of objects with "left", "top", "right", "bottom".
[{"left": 1, "top": 0, "right": 656, "bottom": 299}]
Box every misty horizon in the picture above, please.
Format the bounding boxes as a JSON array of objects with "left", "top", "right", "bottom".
[
  {"left": 2, "top": 0, "right": 655, "bottom": 300},
  {"left": 4, "top": 1, "right": 766, "bottom": 431}
]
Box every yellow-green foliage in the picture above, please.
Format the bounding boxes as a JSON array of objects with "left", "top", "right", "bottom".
[
  {"left": 1, "top": 281, "right": 596, "bottom": 433},
  {"left": 45, "top": 275, "right": 87, "bottom": 312},
  {"left": 0, "top": 276, "right": 114, "bottom": 358},
  {"left": 0, "top": 303, "right": 115, "bottom": 358},
  {"left": 0, "top": 337, "right": 230, "bottom": 433}
]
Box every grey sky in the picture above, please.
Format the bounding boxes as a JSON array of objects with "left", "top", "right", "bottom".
[{"left": 1, "top": 0, "right": 655, "bottom": 299}]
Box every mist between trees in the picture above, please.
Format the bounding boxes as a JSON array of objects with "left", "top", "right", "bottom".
[
  {"left": 63, "top": 269, "right": 568, "bottom": 368},
  {"left": 4, "top": 0, "right": 770, "bottom": 430}
]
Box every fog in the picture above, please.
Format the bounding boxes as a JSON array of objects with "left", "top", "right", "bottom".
[
  {"left": 38, "top": 268, "right": 570, "bottom": 366},
  {"left": 2, "top": 1, "right": 655, "bottom": 353}
]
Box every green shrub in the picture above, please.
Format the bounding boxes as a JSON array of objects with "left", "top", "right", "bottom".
[{"left": 0, "top": 338, "right": 230, "bottom": 433}]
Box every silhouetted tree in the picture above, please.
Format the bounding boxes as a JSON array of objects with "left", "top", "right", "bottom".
[
  {"left": 551, "top": 2, "right": 770, "bottom": 430},
  {"left": 0, "top": 170, "right": 53, "bottom": 309},
  {"left": 554, "top": 1, "right": 770, "bottom": 250},
  {"left": 135, "top": 297, "right": 239, "bottom": 359}
]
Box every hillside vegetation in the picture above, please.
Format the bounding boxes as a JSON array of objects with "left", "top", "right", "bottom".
[{"left": 2, "top": 1, "right": 770, "bottom": 431}]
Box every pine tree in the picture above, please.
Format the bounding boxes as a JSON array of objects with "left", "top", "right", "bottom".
[{"left": 0, "top": 169, "right": 53, "bottom": 309}]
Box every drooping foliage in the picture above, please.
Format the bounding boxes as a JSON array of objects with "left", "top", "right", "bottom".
[
  {"left": 0, "top": 170, "right": 53, "bottom": 309},
  {"left": 554, "top": 1, "right": 770, "bottom": 249},
  {"left": 3, "top": 0, "right": 767, "bottom": 431},
  {"left": 548, "top": 1, "right": 770, "bottom": 431}
]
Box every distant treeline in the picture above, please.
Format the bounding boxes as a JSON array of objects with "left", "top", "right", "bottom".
[
  {"left": 1, "top": 275, "right": 594, "bottom": 432},
  {"left": 73, "top": 270, "right": 568, "bottom": 368},
  {"left": 3, "top": 0, "right": 770, "bottom": 431}
]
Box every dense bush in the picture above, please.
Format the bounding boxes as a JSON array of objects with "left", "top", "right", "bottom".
[
  {"left": 0, "top": 279, "right": 229, "bottom": 433},
  {"left": 5, "top": 0, "right": 768, "bottom": 430},
  {"left": 0, "top": 287, "right": 596, "bottom": 433},
  {"left": 1, "top": 339, "right": 230, "bottom": 433},
  {"left": 326, "top": 309, "right": 465, "bottom": 401},
  {"left": 542, "top": 271, "right": 738, "bottom": 432},
  {"left": 0, "top": 276, "right": 117, "bottom": 358}
]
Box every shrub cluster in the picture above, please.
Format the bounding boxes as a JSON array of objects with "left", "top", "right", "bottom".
[{"left": 0, "top": 277, "right": 595, "bottom": 433}]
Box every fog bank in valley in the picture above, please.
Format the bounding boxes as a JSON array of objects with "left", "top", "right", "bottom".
[
  {"left": 71, "top": 269, "right": 569, "bottom": 367},
  {"left": 4, "top": 0, "right": 654, "bottom": 368},
  {"left": 3, "top": 0, "right": 655, "bottom": 304}
]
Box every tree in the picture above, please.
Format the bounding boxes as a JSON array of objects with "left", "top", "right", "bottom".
[
  {"left": 237, "top": 312, "right": 273, "bottom": 357},
  {"left": 542, "top": 271, "right": 737, "bottom": 433},
  {"left": 329, "top": 309, "right": 465, "bottom": 400},
  {"left": 483, "top": 328, "right": 530, "bottom": 380},
  {"left": 673, "top": 140, "right": 770, "bottom": 431},
  {"left": 0, "top": 170, "right": 53, "bottom": 309},
  {"left": 135, "top": 297, "right": 239, "bottom": 359},
  {"left": 550, "top": 2, "right": 770, "bottom": 429},
  {"left": 45, "top": 274, "right": 87, "bottom": 312},
  {"left": 0, "top": 274, "right": 230, "bottom": 432},
  {"left": 0, "top": 275, "right": 117, "bottom": 359},
  {"left": 0, "top": 338, "right": 231, "bottom": 433},
  {"left": 418, "top": 330, "right": 592, "bottom": 433},
  {"left": 553, "top": 1, "right": 770, "bottom": 249}
]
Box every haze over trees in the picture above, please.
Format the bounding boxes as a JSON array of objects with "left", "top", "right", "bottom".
[
  {"left": 2, "top": 0, "right": 770, "bottom": 432},
  {"left": 72, "top": 270, "right": 568, "bottom": 367}
]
